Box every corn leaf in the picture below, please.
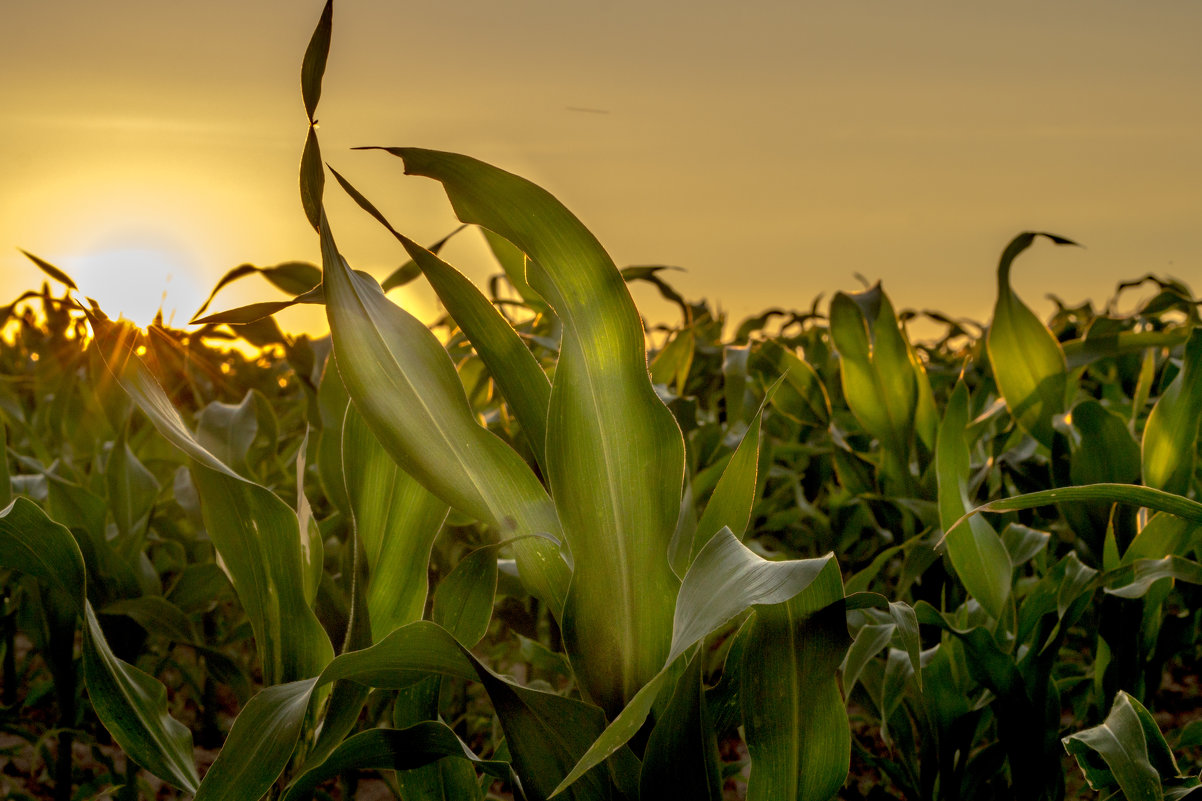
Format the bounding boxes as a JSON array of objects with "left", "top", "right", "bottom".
[
  {"left": 330, "top": 167, "right": 552, "bottom": 469},
  {"left": 743, "top": 559, "right": 850, "bottom": 801},
  {"left": 936, "top": 380, "right": 1012, "bottom": 619},
  {"left": 338, "top": 395, "right": 449, "bottom": 640},
  {"left": 93, "top": 321, "right": 333, "bottom": 684},
  {"left": 300, "top": 0, "right": 332, "bottom": 123},
  {"left": 283, "top": 724, "right": 512, "bottom": 801},
  {"left": 639, "top": 651, "right": 724, "bottom": 801},
  {"left": 320, "top": 212, "right": 569, "bottom": 616},
  {"left": 376, "top": 146, "right": 685, "bottom": 717},
  {"left": 431, "top": 542, "right": 501, "bottom": 648},
  {"left": 551, "top": 529, "right": 837, "bottom": 796},
  {"left": 196, "top": 621, "right": 625, "bottom": 801},
  {"left": 829, "top": 284, "right": 919, "bottom": 493},
  {"left": 951, "top": 484, "right": 1202, "bottom": 530},
  {"left": 1142, "top": 328, "right": 1202, "bottom": 495},
  {"left": 1063, "top": 691, "right": 1172, "bottom": 801},
  {"left": 0, "top": 497, "right": 200, "bottom": 793},
  {"left": 986, "top": 232, "right": 1075, "bottom": 448},
  {"left": 688, "top": 395, "right": 766, "bottom": 567}
]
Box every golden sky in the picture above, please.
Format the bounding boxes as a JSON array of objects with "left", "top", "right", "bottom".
[{"left": 2, "top": 1, "right": 1199, "bottom": 334}]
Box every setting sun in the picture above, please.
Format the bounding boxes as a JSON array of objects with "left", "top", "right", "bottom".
[{"left": 68, "top": 244, "right": 203, "bottom": 328}]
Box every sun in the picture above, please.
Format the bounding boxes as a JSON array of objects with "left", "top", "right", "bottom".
[{"left": 70, "top": 244, "right": 204, "bottom": 329}]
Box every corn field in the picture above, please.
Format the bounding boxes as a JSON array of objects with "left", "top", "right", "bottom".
[{"left": 3, "top": 3, "right": 1202, "bottom": 800}]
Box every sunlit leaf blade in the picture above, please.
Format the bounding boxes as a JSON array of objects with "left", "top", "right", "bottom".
[
  {"left": 330, "top": 167, "right": 552, "bottom": 468},
  {"left": 377, "top": 147, "right": 685, "bottom": 716},
  {"left": 986, "top": 232, "right": 1075, "bottom": 448},
  {"left": 282, "top": 724, "right": 512, "bottom": 801},
  {"left": 300, "top": 0, "right": 333, "bottom": 122},
  {"left": 650, "top": 328, "right": 695, "bottom": 396},
  {"left": 1063, "top": 691, "right": 1169, "bottom": 801},
  {"left": 319, "top": 212, "right": 569, "bottom": 615},
  {"left": 93, "top": 321, "right": 333, "bottom": 684},
  {"left": 480, "top": 226, "right": 545, "bottom": 308},
  {"left": 192, "top": 261, "right": 321, "bottom": 321},
  {"left": 0, "top": 498, "right": 200, "bottom": 793},
  {"left": 552, "top": 529, "right": 837, "bottom": 796},
  {"left": 19, "top": 249, "right": 79, "bottom": 291},
  {"left": 829, "top": 284, "right": 918, "bottom": 492},
  {"left": 756, "top": 340, "right": 830, "bottom": 428},
  {"left": 639, "top": 651, "right": 723, "bottom": 801},
  {"left": 301, "top": 125, "right": 325, "bottom": 231},
  {"left": 339, "top": 397, "right": 449, "bottom": 640},
  {"left": 743, "top": 560, "right": 849, "bottom": 801},
  {"left": 936, "top": 380, "right": 1012, "bottom": 619},
  {"left": 1142, "top": 329, "right": 1202, "bottom": 495},
  {"left": 381, "top": 224, "right": 466, "bottom": 291}
]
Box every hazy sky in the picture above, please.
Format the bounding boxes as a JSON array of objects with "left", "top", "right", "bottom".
[{"left": 2, "top": 1, "right": 1199, "bottom": 334}]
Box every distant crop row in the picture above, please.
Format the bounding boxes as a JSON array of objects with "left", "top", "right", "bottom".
[{"left": 2, "top": 3, "right": 1201, "bottom": 800}]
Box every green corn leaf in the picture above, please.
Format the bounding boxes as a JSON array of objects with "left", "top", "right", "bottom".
[
  {"left": 192, "top": 261, "right": 321, "bottom": 321},
  {"left": 756, "top": 340, "right": 830, "bottom": 428},
  {"left": 300, "top": 0, "right": 333, "bottom": 123},
  {"left": 105, "top": 423, "right": 160, "bottom": 540},
  {"left": 1064, "top": 691, "right": 1173, "bottom": 801},
  {"left": 1142, "top": 329, "right": 1202, "bottom": 495},
  {"left": 102, "top": 596, "right": 196, "bottom": 644},
  {"left": 372, "top": 146, "right": 685, "bottom": 718},
  {"left": 194, "top": 679, "right": 320, "bottom": 801},
  {"left": 196, "top": 621, "right": 626, "bottom": 801},
  {"left": 330, "top": 167, "right": 551, "bottom": 469},
  {"left": 948, "top": 483, "right": 1202, "bottom": 532},
  {"left": 1124, "top": 513, "right": 1197, "bottom": 564},
  {"left": 936, "top": 380, "right": 1012, "bottom": 619},
  {"left": 282, "top": 724, "right": 512, "bottom": 801},
  {"left": 687, "top": 393, "right": 768, "bottom": 569},
  {"left": 842, "top": 623, "right": 895, "bottom": 699},
  {"left": 480, "top": 225, "right": 546, "bottom": 309},
  {"left": 319, "top": 212, "right": 569, "bottom": 617},
  {"left": 551, "top": 529, "right": 837, "bottom": 796},
  {"left": 1070, "top": 400, "right": 1142, "bottom": 486},
  {"left": 382, "top": 225, "right": 468, "bottom": 292},
  {"left": 93, "top": 321, "right": 333, "bottom": 684},
  {"left": 301, "top": 125, "right": 325, "bottom": 231},
  {"left": 650, "top": 328, "right": 695, "bottom": 397},
  {"left": 639, "top": 651, "right": 724, "bottom": 801},
  {"left": 743, "top": 560, "right": 850, "bottom": 801},
  {"left": 339, "top": 396, "right": 449, "bottom": 640},
  {"left": 432, "top": 542, "right": 501, "bottom": 648},
  {"left": 0, "top": 497, "right": 200, "bottom": 793},
  {"left": 1103, "top": 556, "right": 1202, "bottom": 599},
  {"left": 829, "top": 284, "right": 920, "bottom": 493},
  {"left": 986, "top": 232, "right": 1076, "bottom": 448}
]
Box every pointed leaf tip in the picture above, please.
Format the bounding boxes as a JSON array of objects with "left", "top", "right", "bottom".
[{"left": 301, "top": 0, "right": 333, "bottom": 122}]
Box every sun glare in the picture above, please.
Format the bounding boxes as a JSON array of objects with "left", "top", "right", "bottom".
[{"left": 70, "top": 245, "right": 204, "bottom": 329}]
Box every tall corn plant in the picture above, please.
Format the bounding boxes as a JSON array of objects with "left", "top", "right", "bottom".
[{"left": 0, "top": 4, "right": 861, "bottom": 800}]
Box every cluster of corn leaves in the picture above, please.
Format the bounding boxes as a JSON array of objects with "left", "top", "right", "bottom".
[{"left": 5, "top": 4, "right": 1202, "bottom": 800}]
